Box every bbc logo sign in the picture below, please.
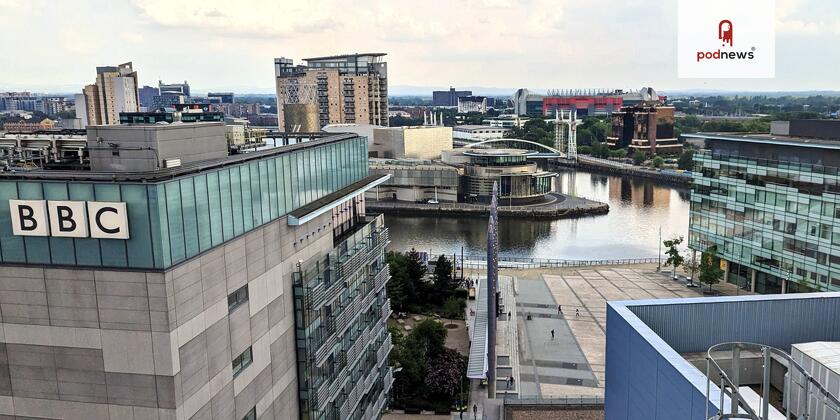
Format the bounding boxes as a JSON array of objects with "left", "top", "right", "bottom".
[{"left": 9, "top": 200, "right": 130, "bottom": 239}]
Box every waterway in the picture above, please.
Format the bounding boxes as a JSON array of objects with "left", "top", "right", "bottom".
[{"left": 383, "top": 170, "right": 691, "bottom": 260}]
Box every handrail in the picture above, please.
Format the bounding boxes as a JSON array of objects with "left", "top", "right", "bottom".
[{"left": 705, "top": 341, "right": 840, "bottom": 420}]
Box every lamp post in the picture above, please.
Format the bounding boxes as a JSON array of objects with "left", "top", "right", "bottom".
[{"left": 657, "top": 225, "right": 662, "bottom": 272}]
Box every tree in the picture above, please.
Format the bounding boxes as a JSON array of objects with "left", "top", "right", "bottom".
[
  {"left": 677, "top": 149, "right": 694, "bottom": 170},
  {"left": 663, "top": 236, "right": 684, "bottom": 280},
  {"left": 651, "top": 156, "right": 665, "bottom": 168},
  {"left": 406, "top": 248, "right": 427, "bottom": 284},
  {"left": 442, "top": 296, "right": 465, "bottom": 320},
  {"left": 407, "top": 319, "right": 447, "bottom": 358},
  {"left": 683, "top": 251, "right": 700, "bottom": 285},
  {"left": 698, "top": 246, "right": 724, "bottom": 292},
  {"left": 433, "top": 255, "right": 456, "bottom": 294},
  {"left": 632, "top": 151, "right": 646, "bottom": 166},
  {"left": 386, "top": 251, "right": 416, "bottom": 312},
  {"left": 609, "top": 148, "right": 628, "bottom": 159},
  {"left": 424, "top": 348, "right": 467, "bottom": 404}
]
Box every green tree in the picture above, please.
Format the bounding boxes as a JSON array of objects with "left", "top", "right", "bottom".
[
  {"left": 683, "top": 251, "right": 700, "bottom": 285},
  {"left": 433, "top": 255, "right": 456, "bottom": 294},
  {"left": 407, "top": 319, "right": 447, "bottom": 358},
  {"left": 441, "top": 296, "right": 466, "bottom": 320},
  {"left": 651, "top": 156, "right": 665, "bottom": 168},
  {"left": 663, "top": 236, "right": 684, "bottom": 280},
  {"left": 386, "top": 252, "right": 415, "bottom": 312},
  {"left": 698, "top": 246, "right": 724, "bottom": 292},
  {"left": 406, "top": 248, "right": 427, "bottom": 284},
  {"left": 632, "top": 151, "right": 646, "bottom": 165},
  {"left": 609, "top": 148, "right": 628, "bottom": 159},
  {"left": 677, "top": 149, "right": 694, "bottom": 170}
]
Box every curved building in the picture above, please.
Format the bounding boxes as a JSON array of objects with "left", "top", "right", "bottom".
[{"left": 461, "top": 148, "right": 556, "bottom": 203}]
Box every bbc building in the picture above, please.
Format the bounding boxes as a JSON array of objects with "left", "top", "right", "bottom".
[{"left": 0, "top": 122, "right": 393, "bottom": 419}]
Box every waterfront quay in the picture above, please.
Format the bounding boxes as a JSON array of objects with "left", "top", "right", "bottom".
[
  {"left": 550, "top": 156, "right": 692, "bottom": 186},
  {"left": 366, "top": 193, "right": 608, "bottom": 219}
]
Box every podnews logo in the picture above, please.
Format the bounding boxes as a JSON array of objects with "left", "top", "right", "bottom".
[
  {"left": 678, "top": 0, "right": 774, "bottom": 79},
  {"left": 696, "top": 19, "right": 756, "bottom": 62}
]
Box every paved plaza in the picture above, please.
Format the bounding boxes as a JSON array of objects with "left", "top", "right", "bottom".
[{"left": 464, "top": 263, "right": 748, "bottom": 402}]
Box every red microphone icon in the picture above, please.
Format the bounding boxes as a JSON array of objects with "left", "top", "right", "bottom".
[{"left": 719, "top": 20, "right": 733, "bottom": 47}]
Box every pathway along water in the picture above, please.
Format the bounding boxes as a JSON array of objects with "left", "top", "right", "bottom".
[{"left": 383, "top": 169, "right": 691, "bottom": 260}]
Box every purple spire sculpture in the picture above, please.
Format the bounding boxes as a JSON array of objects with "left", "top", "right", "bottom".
[{"left": 487, "top": 181, "right": 499, "bottom": 398}]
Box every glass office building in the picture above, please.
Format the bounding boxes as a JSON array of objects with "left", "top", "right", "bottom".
[
  {"left": 0, "top": 130, "right": 392, "bottom": 420},
  {"left": 687, "top": 125, "right": 840, "bottom": 294}
]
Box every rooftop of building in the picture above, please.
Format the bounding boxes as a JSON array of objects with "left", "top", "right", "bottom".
[
  {"left": 686, "top": 119, "right": 840, "bottom": 150},
  {"left": 301, "top": 52, "right": 386, "bottom": 61},
  {"left": 453, "top": 125, "right": 510, "bottom": 131},
  {"left": 0, "top": 132, "right": 359, "bottom": 182},
  {"left": 606, "top": 292, "right": 840, "bottom": 419},
  {"left": 687, "top": 131, "right": 840, "bottom": 150},
  {"left": 368, "top": 157, "right": 456, "bottom": 170},
  {"left": 463, "top": 148, "right": 533, "bottom": 157}
]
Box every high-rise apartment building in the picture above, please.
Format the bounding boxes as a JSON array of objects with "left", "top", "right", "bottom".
[
  {"left": 0, "top": 125, "right": 393, "bottom": 419},
  {"left": 274, "top": 53, "right": 388, "bottom": 132},
  {"left": 75, "top": 62, "right": 139, "bottom": 126}
]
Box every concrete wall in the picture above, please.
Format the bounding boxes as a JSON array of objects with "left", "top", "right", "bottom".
[
  {"left": 373, "top": 126, "right": 453, "bottom": 160},
  {"left": 0, "top": 210, "right": 336, "bottom": 419},
  {"left": 87, "top": 123, "right": 228, "bottom": 172}
]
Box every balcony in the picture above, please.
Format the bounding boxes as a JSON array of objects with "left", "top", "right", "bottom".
[
  {"left": 381, "top": 299, "right": 391, "bottom": 321},
  {"left": 371, "top": 265, "right": 389, "bottom": 292},
  {"left": 376, "top": 334, "right": 392, "bottom": 366}
]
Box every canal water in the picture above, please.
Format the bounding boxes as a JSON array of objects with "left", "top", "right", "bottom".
[{"left": 383, "top": 170, "right": 691, "bottom": 260}]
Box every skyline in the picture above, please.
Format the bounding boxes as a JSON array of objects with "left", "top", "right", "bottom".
[{"left": 2, "top": 0, "right": 840, "bottom": 94}]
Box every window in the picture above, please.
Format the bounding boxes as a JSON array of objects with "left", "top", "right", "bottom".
[
  {"left": 228, "top": 285, "right": 249, "bottom": 312},
  {"left": 243, "top": 407, "right": 256, "bottom": 420},
  {"left": 232, "top": 347, "right": 253, "bottom": 377}
]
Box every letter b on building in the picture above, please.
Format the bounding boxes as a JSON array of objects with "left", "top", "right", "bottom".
[{"left": 9, "top": 200, "right": 50, "bottom": 236}]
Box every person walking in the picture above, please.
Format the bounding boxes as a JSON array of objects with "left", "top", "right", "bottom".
[
  {"left": 473, "top": 403, "right": 478, "bottom": 419},
  {"left": 575, "top": 309, "right": 580, "bottom": 317},
  {"left": 558, "top": 304, "right": 562, "bottom": 314},
  {"left": 508, "top": 311, "right": 512, "bottom": 320},
  {"left": 550, "top": 329, "right": 555, "bottom": 340}
]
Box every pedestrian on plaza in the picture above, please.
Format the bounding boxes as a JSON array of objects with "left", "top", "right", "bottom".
[
  {"left": 473, "top": 404, "right": 478, "bottom": 419},
  {"left": 576, "top": 309, "right": 580, "bottom": 317},
  {"left": 558, "top": 304, "right": 562, "bottom": 314},
  {"left": 511, "top": 376, "right": 515, "bottom": 388},
  {"left": 508, "top": 311, "right": 512, "bottom": 320},
  {"left": 550, "top": 329, "right": 555, "bottom": 340}
]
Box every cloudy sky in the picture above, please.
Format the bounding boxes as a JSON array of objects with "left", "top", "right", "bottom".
[{"left": 2, "top": 0, "right": 839, "bottom": 94}]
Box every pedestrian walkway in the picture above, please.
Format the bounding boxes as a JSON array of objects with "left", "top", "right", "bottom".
[
  {"left": 495, "top": 276, "right": 518, "bottom": 397},
  {"left": 516, "top": 276, "right": 598, "bottom": 398}
]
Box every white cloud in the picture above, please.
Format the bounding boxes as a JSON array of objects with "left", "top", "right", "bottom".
[
  {"left": 120, "top": 32, "right": 145, "bottom": 44},
  {"left": 129, "top": 0, "right": 340, "bottom": 38}
]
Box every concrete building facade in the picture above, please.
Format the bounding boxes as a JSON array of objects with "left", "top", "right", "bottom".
[
  {"left": 371, "top": 126, "right": 452, "bottom": 159},
  {"left": 274, "top": 54, "right": 388, "bottom": 133},
  {"left": 367, "top": 159, "right": 459, "bottom": 203},
  {"left": 457, "top": 96, "right": 488, "bottom": 114},
  {"left": 0, "top": 130, "right": 392, "bottom": 420}
]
